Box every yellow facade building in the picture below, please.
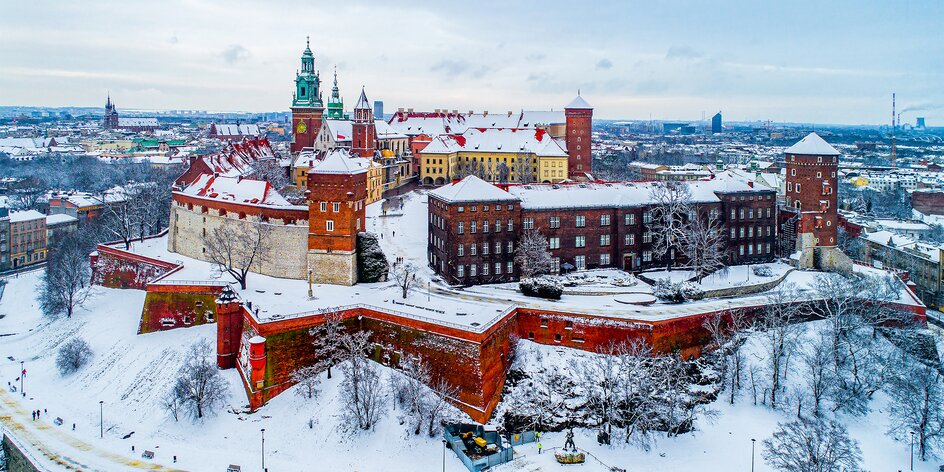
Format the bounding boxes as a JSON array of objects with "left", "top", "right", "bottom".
[{"left": 420, "top": 128, "right": 570, "bottom": 185}]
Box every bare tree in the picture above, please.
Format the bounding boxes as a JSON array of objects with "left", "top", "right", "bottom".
[
  {"left": 762, "top": 416, "right": 864, "bottom": 472},
  {"left": 252, "top": 157, "right": 292, "bottom": 191},
  {"left": 512, "top": 151, "right": 535, "bottom": 184},
  {"left": 291, "top": 365, "right": 322, "bottom": 399},
  {"left": 802, "top": 332, "right": 832, "bottom": 417},
  {"left": 583, "top": 342, "right": 622, "bottom": 444},
  {"left": 172, "top": 339, "right": 229, "bottom": 420},
  {"left": 514, "top": 230, "right": 555, "bottom": 278},
  {"left": 703, "top": 309, "right": 749, "bottom": 399},
  {"left": 162, "top": 388, "right": 182, "bottom": 422},
  {"left": 398, "top": 355, "right": 459, "bottom": 436},
  {"left": 204, "top": 223, "right": 271, "bottom": 290},
  {"left": 390, "top": 261, "right": 418, "bottom": 299},
  {"left": 309, "top": 311, "right": 346, "bottom": 379},
  {"left": 56, "top": 337, "right": 93, "bottom": 375},
  {"left": 613, "top": 340, "right": 660, "bottom": 449},
  {"left": 338, "top": 330, "right": 385, "bottom": 431},
  {"left": 757, "top": 284, "right": 803, "bottom": 409},
  {"left": 99, "top": 191, "right": 140, "bottom": 250},
  {"left": 648, "top": 182, "right": 692, "bottom": 270},
  {"left": 681, "top": 208, "right": 725, "bottom": 282},
  {"left": 888, "top": 362, "right": 944, "bottom": 461},
  {"left": 39, "top": 232, "right": 92, "bottom": 318}
]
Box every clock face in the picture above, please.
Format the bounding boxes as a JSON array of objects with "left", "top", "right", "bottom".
[{"left": 296, "top": 120, "right": 307, "bottom": 134}]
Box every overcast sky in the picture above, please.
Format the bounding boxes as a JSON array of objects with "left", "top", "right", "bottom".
[{"left": 1, "top": 0, "right": 942, "bottom": 124}]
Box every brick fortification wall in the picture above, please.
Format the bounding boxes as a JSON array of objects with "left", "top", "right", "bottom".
[
  {"left": 167, "top": 195, "right": 309, "bottom": 279},
  {"left": 912, "top": 190, "right": 944, "bottom": 217},
  {"left": 139, "top": 283, "right": 225, "bottom": 334},
  {"left": 91, "top": 243, "right": 181, "bottom": 289}
]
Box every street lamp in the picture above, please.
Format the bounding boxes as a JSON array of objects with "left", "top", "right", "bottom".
[
  {"left": 261, "top": 428, "right": 266, "bottom": 472},
  {"left": 751, "top": 438, "right": 756, "bottom": 472},
  {"left": 442, "top": 439, "right": 446, "bottom": 472},
  {"left": 99, "top": 401, "right": 104, "bottom": 438},
  {"left": 19, "top": 361, "right": 24, "bottom": 395},
  {"left": 911, "top": 431, "right": 915, "bottom": 471}
]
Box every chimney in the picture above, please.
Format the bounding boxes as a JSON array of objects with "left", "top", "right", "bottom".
[
  {"left": 408, "top": 108, "right": 414, "bottom": 113},
  {"left": 453, "top": 110, "right": 458, "bottom": 114},
  {"left": 508, "top": 111, "right": 513, "bottom": 117},
  {"left": 398, "top": 107, "right": 404, "bottom": 113},
  {"left": 483, "top": 110, "right": 489, "bottom": 117},
  {"left": 468, "top": 110, "right": 474, "bottom": 115}
]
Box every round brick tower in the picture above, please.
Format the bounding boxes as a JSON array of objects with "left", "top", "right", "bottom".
[{"left": 784, "top": 132, "right": 839, "bottom": 247}]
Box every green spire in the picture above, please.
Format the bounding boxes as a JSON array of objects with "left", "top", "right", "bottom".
[
  {"left": 293, "top": 36, "right": 322, "bottom": 108},
  {"left": 325, "top": 66, "right": 348, "bottom": 119}
]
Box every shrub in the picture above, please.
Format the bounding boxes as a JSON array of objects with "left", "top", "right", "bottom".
[
  {"left": 520, "top": 277, "right": 563, "bottom": 300},
  {"left": 653, "top": 279, "right": 704, "bottom": 303},
  {"left": 56, "top": 337, "right": 93, "bottom": 375},
  {"left": 752, "top": 265, "right": 774, "bottom": 277}
]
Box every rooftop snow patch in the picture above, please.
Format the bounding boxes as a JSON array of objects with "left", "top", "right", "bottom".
[
  {"left": 429, "top": 175, "right": 519, "bottom": 203},
  {"left": 785, "top": 132, "right": 840, "bottom": 156},
  {"left": 308, "top": 148, "right": 370, "bottom": 175},
  {"left": 565, "top": 94, "right": 593, "bottom": 110}
]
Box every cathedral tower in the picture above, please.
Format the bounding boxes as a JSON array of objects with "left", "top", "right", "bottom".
[
  {"left": 291, "top": 37, "right": 325, "bottom": 155},
  {"left": 351, "top": 87, "right": 376, "bottom": 158},
  {"left": 104, "top": 94, "right": 119, "bottom": 130},
  {"left": 325, "top": 67, "right": 348, "bottom": 120}
]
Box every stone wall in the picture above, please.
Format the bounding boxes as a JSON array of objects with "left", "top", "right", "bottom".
[
  {"left": 2, "top": 433, "right": 43, "bottom": 472},
  {"left": 139, "top": 283, "right": 224, "bottom": 334},
  {"left": 91, "top": 243, "right": 181, "bottom": 289},
  {"left": 168, "top": 200, "right": 309, "bottom": 279}
]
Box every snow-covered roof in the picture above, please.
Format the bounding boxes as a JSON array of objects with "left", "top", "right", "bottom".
[
  {"left": 429, "top": 175, "right": 519, "bottom": 203},
  {"left": 212, "top": 124, "right": 261, "bottom": 137},
  {"left": 387, "top": 108, "right": 565, "bottom": 137},
  {"left": 46, "top": 213, "right": 78, "bottom": 226},
  {"left": 421, "top": 128, "right": 568, "bottom": 157},
  {"left": 48, "top": 189, "right": 129, "bottom": 208},
  {"left": 355, "top": 88, "right": 371, "bottom": 110},
  {"left": 181, "top": 174, "right": 290, "bottom": 206},
  {"left": 564, "top": 95, "right": 592, "bottom": 110},
  {"left": 518, "top": 110, "right": 565, "bottom": 126},
  {"left": 10, "top": 209, "right": 45, "bottom": 223},
  {"left": 324, "top": 119, "right": 406, "bottom": 143},
  {"left": 785, "top": 132, "right": 840, "bottom": 156},
  {"left": 308, "top": 149, "right": 369, "bottom": 175},
  {"left": 118, "top": 118, "right": 159, "bottom": 128},
  {"left": 507, "top": 171, "right": 771, "bottom": 210}
]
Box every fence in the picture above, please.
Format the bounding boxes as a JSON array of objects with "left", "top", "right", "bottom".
[{"left": 443, "top": 424, "right": 515, "bottom": 472}]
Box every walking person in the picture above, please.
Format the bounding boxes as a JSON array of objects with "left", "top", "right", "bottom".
[{"left": 538, "top": 442, "right": 542, "bottom": 454}]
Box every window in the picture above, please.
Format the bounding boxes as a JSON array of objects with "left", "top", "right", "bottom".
[
  {"left": 766, "top": 243, "right": 771, "bottom": 254},
  {"left": 320, "top": 202, "right": 327, "bottom": 212},
  {"left": 549, "top": 237, "right": 560, "bottom": 249},
  {"left": 507, "top": 219, "right": 514, "bottom": 231},
  {"left": 739, "top": 208, "right": 745, "bottom": 219},
  {"left": 748, "top": 227, "right": 754, "bottom": 238},
  {"left": 600, "top": 253, "right": 610, "bottom": 265},
  {"left": 643, "top": 232, "right": 652, "bottom": 243},
  {"left": 625, "top": 213, "right": 636, "bottom": 225},
  {"left": 457, "top": 265, "right": 465, "bottom": 277},
  {"left": 549, "top": 216, "right": 560, "bottom": 228},
  {"left": 796, "top": 183, "right": 801, "bottom": 193},
  {"left": 625, "top": 234, "right": 635, "bottom": 245},
  {"left": 730, "top": 228, "right": 736, "bottom": 239},
  {"left": 791, "top": 169, "right": 796, "bottom": 176},
  {"left": 483, "top": 220, "right": 490, "bottom": 233},
  {"left": 575, "top": 236, "right": 586, "bottom": 248},
  {"left": 766, "top": 208, "right": 771, "bottom": 218},
  {"left": 507, "top": 241, "right": 514, "bottom": 253},
  {"left": 483, "top": 205, "right": 489, "bottom": 212},
  {"left": 482, "top": 263, "right": 490, "bottom": 276},
  {"left": 471, "top": 205, "right": 477, "bottom": 212},
  {"left": 333, "top": 202, "right": 340, "bottom": 212},
  {"left": 495, "top": 241, "right": 502, "bottom": 254},
  {"left": 470, "top": 244, "right": 477, "bottom": 256},
  {"left": 730, "top": 208, "right": 736, "bottom": 220},
  {"left": 554, "top": 333, "right": 562, "bottom": 343},
  {"left": 482, "top": 243, "right": 489, "bottom": 255},
  {"left": 541, "top": 319, "right": 549, "bottom": 328},
  {"left": 600, "top": 214, "right": 611, "bottom": 226},
  {"left": 749, "top": 208, "right": 754, "bottom": 219},
  {"left": 748, "top": 244, "right": 753, "bottom": 255},
  {"left": 565, "top": 320, "right": 573, "bottom": 330},
  {"left": 458, "top": 222, "right": 464, "bottom": 234},
  {"left": 552, "top": 257, "right": 560, "bottom": 273},
  {"left": 575, "top": 215, "right": 586, "bottom": 227},
  {"left": 642, "top": 250, "right": 652, "bottom": 262},
  {"left": 458, "top": 244, "right": 464, "bottom": 256},
  {"left": 739, "top": 227, "right": 745, "bottom": 238},
  {"left": 326, "top": 220, "right": 335, "bottom": 231},
  {"left": 739, "top": 245, "right": 745, "bottom": 256},
  {"left": 767, "top": 226, "right": 772, "bottom": 236},
  {"left": 523, "top": 218, "right": 534, "bottom": 230},
  {"left": 458, "top": 206, "right": 464, "bottom": 213},
  {"left": 507, "top": 261, "right": 514, "bottom": 274},
  {"left": 471, "top": 221, "right": 477, "bottom": 233},
  {"left": 757, "top": 243, "right": 763, "bottom": 253},
  {"left": 495, "top": 220, "right": 502, "bottom": 232},
  {"left": 470, "top": 264, "right": 477, "bottom": 276},
  {"left": 575, "top": 255, "right": 586, "bottom": 270},
  {"left": 600, "top": 234, "right": 611, "bottom": 246}
]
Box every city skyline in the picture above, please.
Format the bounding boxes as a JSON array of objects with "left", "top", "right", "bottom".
[{"left": 0, "top": 0, "right": 942, "bottom": 125}]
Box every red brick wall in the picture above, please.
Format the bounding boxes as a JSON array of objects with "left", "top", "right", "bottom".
[
  {"left": 785, "top": 152, "right": 839, "bottom": 246},
  {"left": 291, "top": 108, "right": 324, "bottom": 154},
  {"left": 307, "top": 171, "right": 368, "bottom": 252},
  {"left": 912, "top": 191, "right": 944, "bottom": 217},
  {"left": 91, "top": 245, "right": 182, "bottom": 289},
  {"left": 171, "top": 193, "right": 308, "bottom": 226},
  {"left": 565, "top": 108, "right": 592, "bottom": 176}
]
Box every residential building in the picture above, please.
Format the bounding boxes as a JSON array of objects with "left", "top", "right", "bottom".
[
  {"left": 9, "top": 210, "right": 48, "bottom": 269},
  {"left": 0, "top": 208, "right": 9, "bottom": 271}
]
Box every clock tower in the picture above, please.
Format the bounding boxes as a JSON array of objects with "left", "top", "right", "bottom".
[{"left": 291, "top": 37, "right": 325, "bottom": 155}]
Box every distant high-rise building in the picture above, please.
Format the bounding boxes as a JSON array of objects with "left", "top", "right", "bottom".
[
  {"left": 711, "top": 112, "right": 722, "bottom": 134},
  {"left": 373, "top": 100, "right": 383, "bottom": 120},
  {"left": 917, "top": 117, "right": 926, "bottom": 130}
]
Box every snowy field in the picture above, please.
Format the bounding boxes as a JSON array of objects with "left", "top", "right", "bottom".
[{"left": 0, "top": 270, "right": 935, "bottom": 471}]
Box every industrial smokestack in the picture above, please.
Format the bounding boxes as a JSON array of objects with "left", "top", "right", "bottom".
[{"left": 892, "top": 93, "right": 896, "bottom": 129}]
